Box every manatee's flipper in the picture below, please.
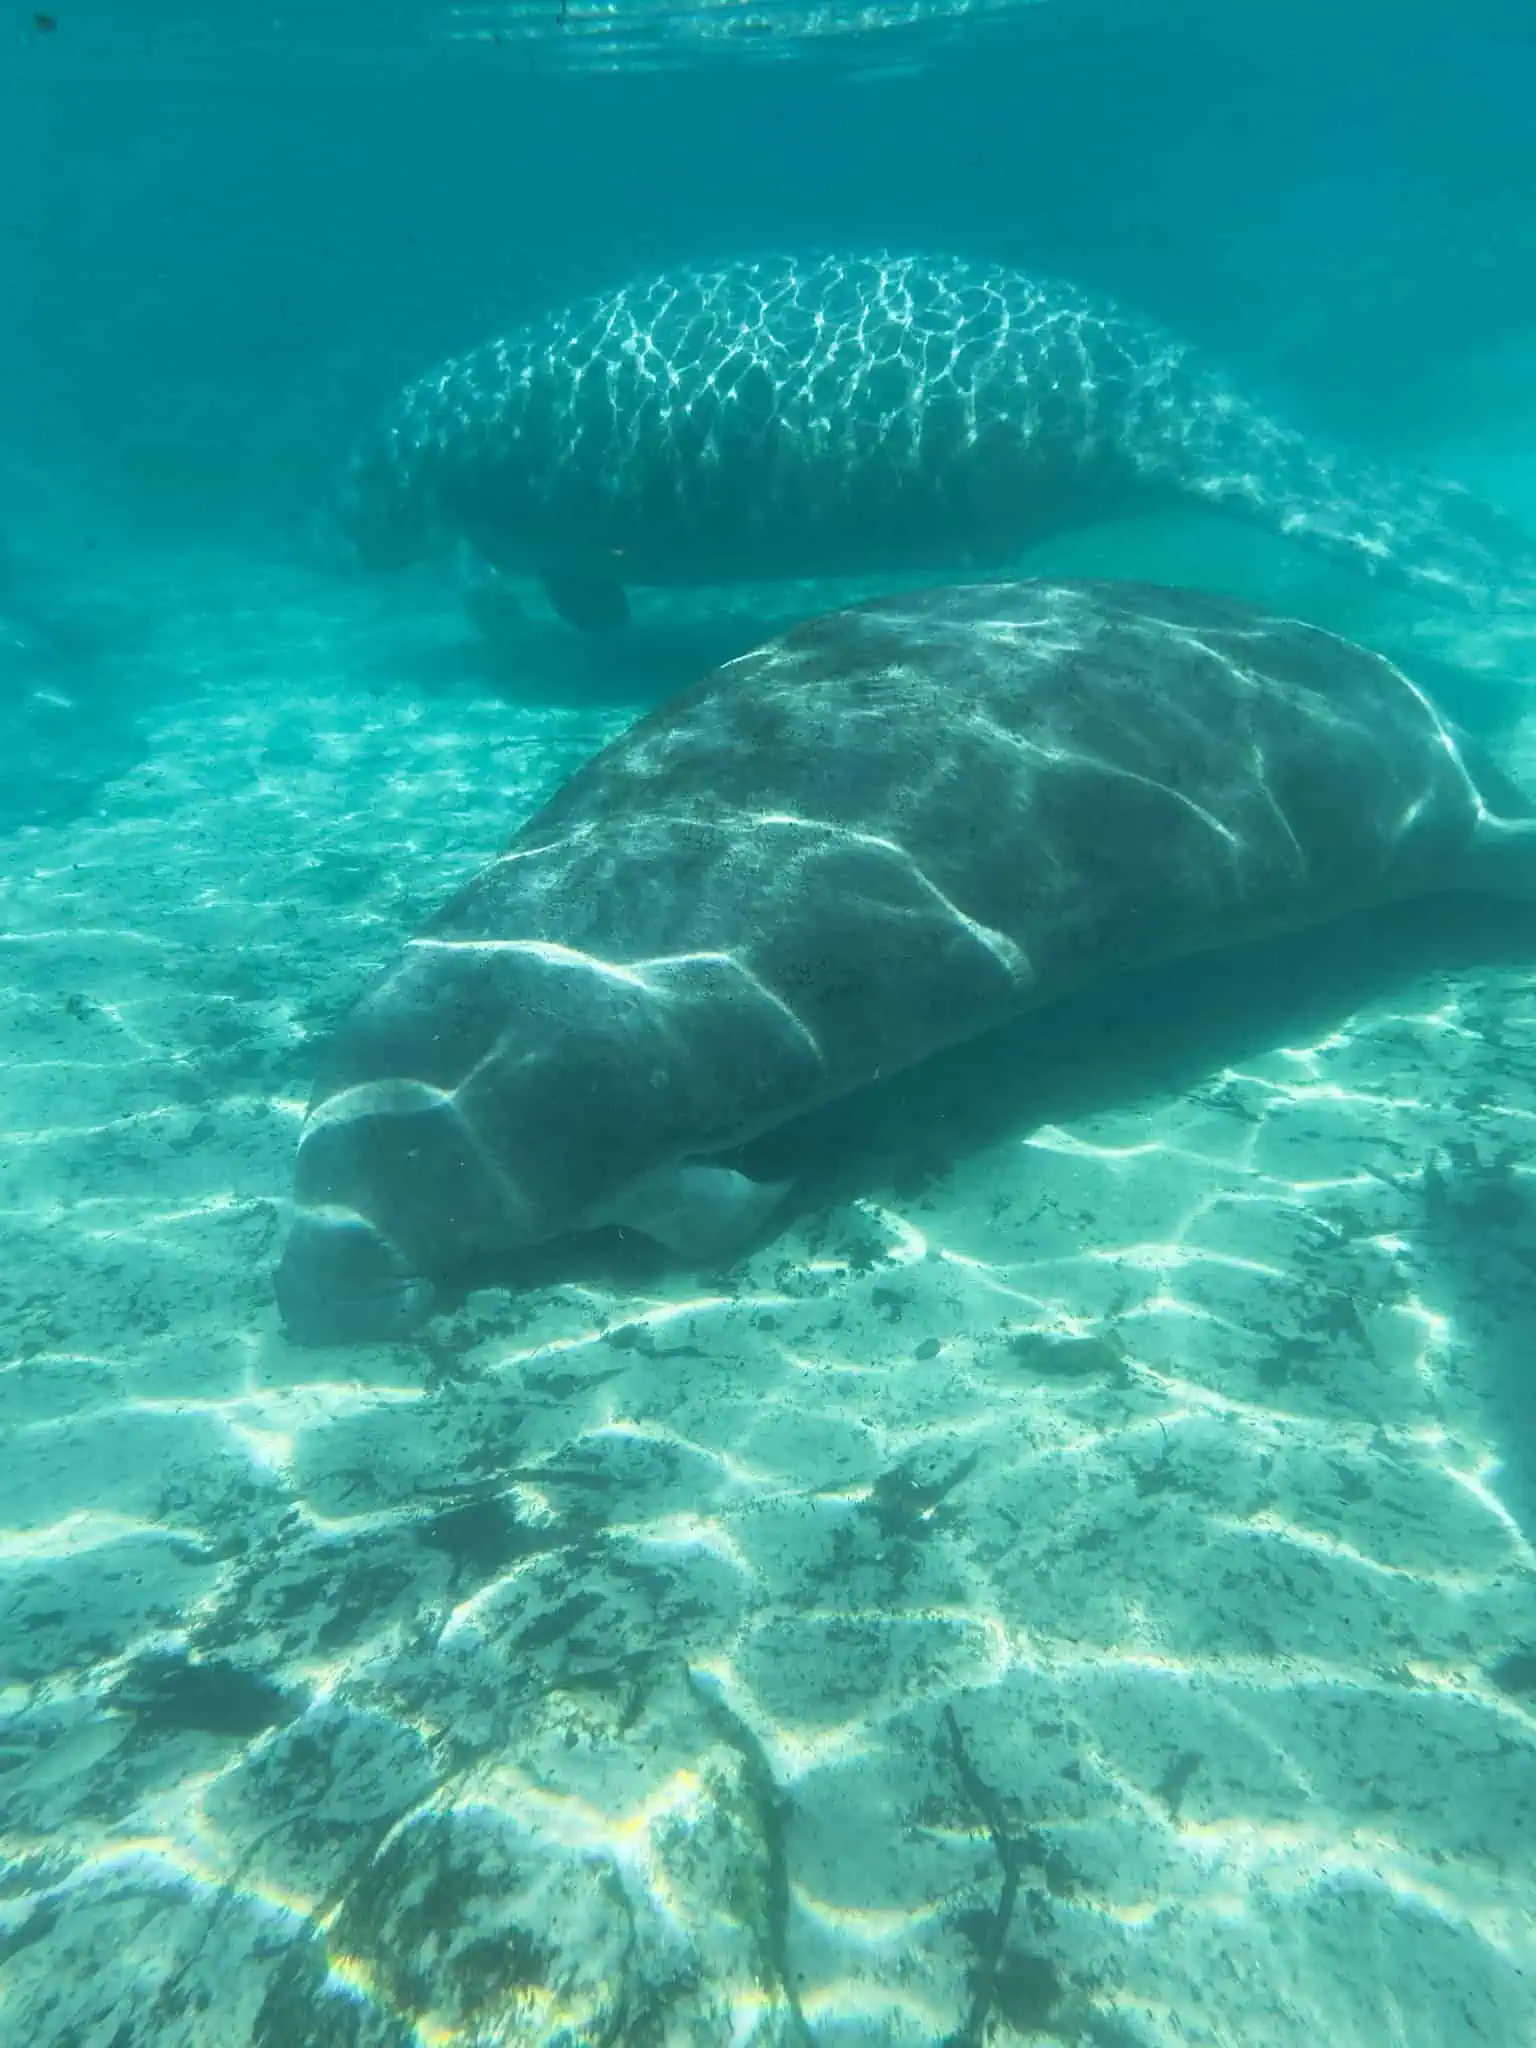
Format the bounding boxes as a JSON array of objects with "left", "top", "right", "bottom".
[
  {"left": 540, "top": 571, "right": 630, "bottom": 634},
  {"left": 1465, "top": 811, "right": 1536, "bottom": 900},
  {"left": 596, "top": 1163, "right": 792, "bottom": 1261}
]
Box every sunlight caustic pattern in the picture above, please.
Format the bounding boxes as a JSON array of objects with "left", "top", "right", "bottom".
[
  {"left": 341, "top": 252, "right": 1536, "bottom": 623},
  {"left": 2, "top": 557, "right": 1536, "bottom": 2046},
  {"left": 278, "top": 576, "right": 1526, "bottom": 1356},
  {"left": 447, "top": 0, "right": 1048, "bottom": 72}
]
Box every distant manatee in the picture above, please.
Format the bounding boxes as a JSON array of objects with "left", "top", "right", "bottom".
[
  {"left": 338, "top": 253, "right": 1536, "bottom": 631},
  {"left": 0, "top": 544, "right": 137, "bottom": 830},
  {"left": 276, "top": 577, "right": 1536, "bottom": 1343}
]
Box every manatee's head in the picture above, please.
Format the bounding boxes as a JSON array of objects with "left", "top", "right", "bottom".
[
  {"left": 274, "top": 1062, "right": 541, "bottom": 1347},
  {"left": 275, "top": 1205, "right": 438, "bottom": 1345},
  {"left": 272, "top": 939, "right": 674, "bottom": 1347},
  {"left": 331, "top": 339, "right": 543, "bottom": 578},
  {"left": 274, "top": 878, "right": 820, "bottom": 1345},
  {"left": 331, "top": 429, "right": 431, "bottom": 574}
]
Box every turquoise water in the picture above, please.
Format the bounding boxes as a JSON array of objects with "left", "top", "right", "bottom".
[{"left": 4, "top": 5, "right": 1536, "bottom": 2044}]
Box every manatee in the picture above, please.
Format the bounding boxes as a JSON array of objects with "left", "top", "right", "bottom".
[
  {"left": 337, "top": 253, "right": 1536, "bottom": 628},
  {"left": 275, "top": 577, "right": 1536, "bottom": 1344},
  {"left": 0, "top": 544, "right": 139, "bottom": 831}
]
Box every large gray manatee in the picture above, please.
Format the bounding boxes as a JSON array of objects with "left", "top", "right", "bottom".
[
  {"left": 276, "top": 578, "right": 1536, "bottom": 1344},
  {"left": 339, "top": 253, "right": 1536, "bottom": 630}
]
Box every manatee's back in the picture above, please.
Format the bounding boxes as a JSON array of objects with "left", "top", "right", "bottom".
[
  {"left": 334, "top": 255, "right": 1199, "bottom": 581},
  {"left": 284, "top": 575, "right": 1500, "bottom": 1335},
  {"left": 297, "top": 578, "right": 1484, "bottom": 1276},
  {"left": 419, "top": 579, "right": 1479, "bottom": 1128}
]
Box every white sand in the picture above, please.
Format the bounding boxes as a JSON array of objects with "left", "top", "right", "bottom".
[{"left": 2, "top": 540, "right": 1536, "bottom": 2048}]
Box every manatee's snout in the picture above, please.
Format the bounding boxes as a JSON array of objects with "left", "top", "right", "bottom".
[
  {"left": 329, "top": 446, "right": 427, "bottom": 575},
  {"left": 275, "top": 1209, "right": 437, "bottom": 1345}
]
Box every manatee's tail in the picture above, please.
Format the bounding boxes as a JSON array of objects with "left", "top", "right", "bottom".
[{"left": 1149, "top": 366, "right": 1536, "bottom": 615}]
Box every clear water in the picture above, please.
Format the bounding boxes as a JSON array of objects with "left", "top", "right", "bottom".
[{"left": 4, "top": 4, "right": 1536, "bottom": 2044}]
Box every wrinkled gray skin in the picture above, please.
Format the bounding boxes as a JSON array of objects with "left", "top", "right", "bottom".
[
  {"left": 276, "top": 577, "right": 1536, "bottom": 1344},
  {"left": 338, "top": 253, "right": 1536, "bottom": 627}
]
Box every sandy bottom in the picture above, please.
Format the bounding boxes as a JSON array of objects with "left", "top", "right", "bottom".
[{"left": 2, "top": 534, "right": 1536, "bottom": 2048}]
